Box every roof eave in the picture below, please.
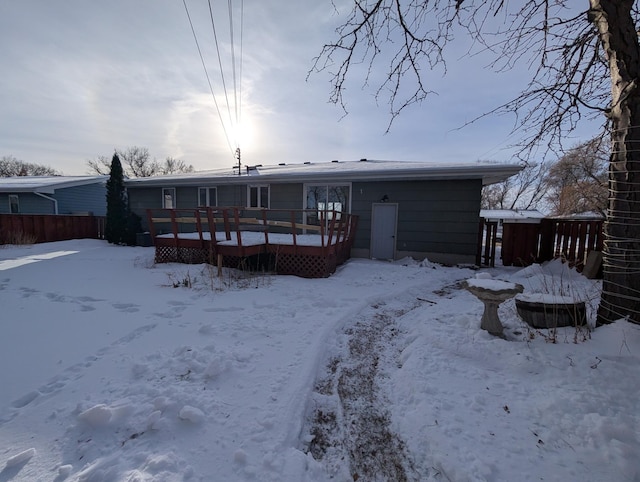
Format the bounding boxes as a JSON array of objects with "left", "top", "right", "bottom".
[
  {"left": 125, "top": 164, "right": 522, "bottom": 187},
  {"left": 0, "top": 176, "right": 107, "bottom": 193},
  {"left": 0, "top": 186, "right": 56, "bottom": 194}
]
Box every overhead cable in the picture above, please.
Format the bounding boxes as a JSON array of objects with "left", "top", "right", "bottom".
[
  {"left": 183, "top": 0, "right": 235, "bottom": 156},
  {"left": 207, "top": 0, "right": 235, "bottom": 147}
]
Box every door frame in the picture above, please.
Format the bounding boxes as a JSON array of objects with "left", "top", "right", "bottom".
[{"left": 370, "top": 202, "right": 398, "bottom": 260}]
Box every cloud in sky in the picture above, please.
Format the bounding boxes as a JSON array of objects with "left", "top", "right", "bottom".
[{"left": 1, "top": 1, "right": 600, "bottom": 175}]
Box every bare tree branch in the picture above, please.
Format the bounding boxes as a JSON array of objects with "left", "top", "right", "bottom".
[
  {"left": 314, "top": 1, "right": 640, "bottom": 324},
  {"left": 86, "top": 148, "right": 194, "bottom": 178},
  {"left": 0, "top": 155, "right": 59, "bottom": 177},
  {"left": 311, "top": 1, "right": 617, "bottom": 155}
]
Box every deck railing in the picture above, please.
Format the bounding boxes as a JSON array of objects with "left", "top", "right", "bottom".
[{"left": 145, "top": 207, "right": 359, "bottom": 278}]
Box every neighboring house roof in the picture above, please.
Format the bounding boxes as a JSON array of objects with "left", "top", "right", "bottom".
[
  {"left": 0, "top": 176, "right": 108, "bottom": 194},
  {"left": 552, "top": 212, "right": 605, "bottom": 220},
  {"left": 480, "top": 209, "right": 547, "bottom": 221},
  {"left": 124, "top": 159, "right": 522, "bottom": 187}
]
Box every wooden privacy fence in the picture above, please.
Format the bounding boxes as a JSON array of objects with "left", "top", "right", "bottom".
[
  {"left": 0, "top": 214, "right": 106, "bottom": 244},
  {"left": 476, "top": 219, "right": 499, "bottom": 268},
  {"left": 478, "top": 218, "right": 604, "bottom": 272}
]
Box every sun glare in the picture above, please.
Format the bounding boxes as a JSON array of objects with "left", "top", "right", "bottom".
[{"left": 230, "top": 118, "right": 255, "bottom": 154}]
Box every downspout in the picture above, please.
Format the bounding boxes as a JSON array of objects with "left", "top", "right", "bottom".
[{"left": 34, "top": 192, "right": 58, "bottom": 214}]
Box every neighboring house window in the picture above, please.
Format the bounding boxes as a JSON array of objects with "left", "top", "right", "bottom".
[
  {"left": 248, "top": 185, "right": 269, "bottom": 208},
  {"left": 162, "top": 188, "right": 176, "bottom": 209},
  {"left": 305, "top": 184, "right": 350, "bottom": 224},
  {"left": 198, "top": 187, "right": 217, "bottom": 207},
  {"left": 9, "top": 195, "right": 19, "bottom": 214}
]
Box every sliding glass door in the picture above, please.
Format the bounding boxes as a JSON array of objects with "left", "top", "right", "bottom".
[{"left": 305, "top": 184, "right": 350, "bottom": 226}]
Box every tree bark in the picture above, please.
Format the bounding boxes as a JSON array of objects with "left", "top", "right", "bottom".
[{"left": 590, "top": 0, "right": 640, "bottom": 324}]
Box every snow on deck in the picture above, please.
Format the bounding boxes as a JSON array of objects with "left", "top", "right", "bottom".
[{"left": 156, "top": 231, "right": 343, "bottom": 247}]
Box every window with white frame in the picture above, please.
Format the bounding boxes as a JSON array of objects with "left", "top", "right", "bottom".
[
  {"left": 248, "top": 185, "right": 269, "bottom": 208},
  {"left": 162, "top": 188, "right": 176, "bottom": 209},
  {"left": 198, "top": 187, "right": 217, "bottom": 207},
  {"left": 9, "top": 195, "right": 19, "bottom": 214}
]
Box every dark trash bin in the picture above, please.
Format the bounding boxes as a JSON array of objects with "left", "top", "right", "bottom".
[{"left": 136, "top": 232, "right": 152, "bottom": 247}]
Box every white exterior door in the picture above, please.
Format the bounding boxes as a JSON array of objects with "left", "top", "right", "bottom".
[{"left": 370, "top": 203, "right": 398, "bottom": 260}]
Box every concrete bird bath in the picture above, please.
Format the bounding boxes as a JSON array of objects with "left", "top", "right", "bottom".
[{"left": 463, "top": 278, "right": 524, "bottom": 338}]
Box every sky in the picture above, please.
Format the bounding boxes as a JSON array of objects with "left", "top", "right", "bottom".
[
  {"left": 1, "top": 239, "right": 638, "bottom": 481},
  {"left": 0, "top": 1, "right": 601, "bottom": 176}
]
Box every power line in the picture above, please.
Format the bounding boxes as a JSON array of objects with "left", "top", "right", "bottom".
[
  {"left": 182, "top": 0, "right": 235, "bottom": 156},
  {"left": 207, "top": 0, "right": 234, "bottom": 146},
  {"left": 238, "top": 0, "right": 244, "bottom": 141},
  {"left": 228, "top": 0, "right": 241, "bottom": 146}
]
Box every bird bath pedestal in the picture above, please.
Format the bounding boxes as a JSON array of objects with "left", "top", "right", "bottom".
[{"left": 463, "top": 279, "right": 524, "bottom": 338}]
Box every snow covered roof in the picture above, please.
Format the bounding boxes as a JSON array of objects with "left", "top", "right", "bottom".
[
  {"left": 480, "top": 209, "right": 546, "bottom": 221},
  {"left": 125, "top": 159, "right": 522, "bottom": 187},
  {"left": 552, "top": 211, "right": 605, "bottom": 220},
  {"left": 0, "top": 176, "right": 108, "bottom": 194}
]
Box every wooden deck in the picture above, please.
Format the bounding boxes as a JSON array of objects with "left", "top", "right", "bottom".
[{"left": 146, "top": 207, "right": 359, "bottom": 278}]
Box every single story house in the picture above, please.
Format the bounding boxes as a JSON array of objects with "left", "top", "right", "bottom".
[
  {"left": 126, "top": 159, "right": 521, "bottom": 265},
  {"left": 0, "top": 176, "right": 108, "bottom": 216}
]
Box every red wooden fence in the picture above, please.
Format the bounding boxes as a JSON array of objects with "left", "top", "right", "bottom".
[
  {"left": 478, "top": 218, "right": 604, "bottom": 272},
  {"left": 0, "top": 214, "right": 106, "bottom": 244},
  {"left": 476, "top": 219, "right": 498, "bottom": 267}
]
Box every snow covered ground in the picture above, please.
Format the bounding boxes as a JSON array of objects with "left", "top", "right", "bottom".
[{"left": 0, "top": 239, "right": 638, "bottom": 481}]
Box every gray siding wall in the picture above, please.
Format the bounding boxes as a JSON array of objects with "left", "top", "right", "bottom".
[
  {"left": 0, "top": 184, "right": 106, "bottom": 215},
  {"left": 128, "top": 187, "right": 159, "bottom": 216},
  {"left": 128, "top": 183, "right": 304, "bottom": 229},
  {"left": 0, "top": 193, "right": 55, "bottom": 214},
  {"left": 270, "top": 183, "right": 303, "bottom": 209},
  {"left": 217, "top": 185, "right": 246, "bottom": 207},
  {"left": 129, "top": 185, "right": 248, "bottom": 214},
  {"left": 128, "top": 186, "right": 200, "bottom": 233},
  {"left": 351, "top": 179, "right": 481, "bottom": 260},
  {"left": 269, "top": 183, "right": 303, "bottom": 223},
  {"left": 129, "top": 184, "right": 251, "bottom": 231},
  {"left": 54, "top": 183, "right": 107, "bottom": 215}
]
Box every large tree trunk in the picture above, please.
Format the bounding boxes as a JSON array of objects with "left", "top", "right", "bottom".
[{"left": 590, "top": 0, "right": 640, "bottom": 324}]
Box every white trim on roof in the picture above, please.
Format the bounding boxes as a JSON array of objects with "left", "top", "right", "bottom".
[
  {"left": 0, "top": 176, "right": 108, "bottom": 194},
  {"left": 124, "top": 160, "right": 522, "bottom": 187}
]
